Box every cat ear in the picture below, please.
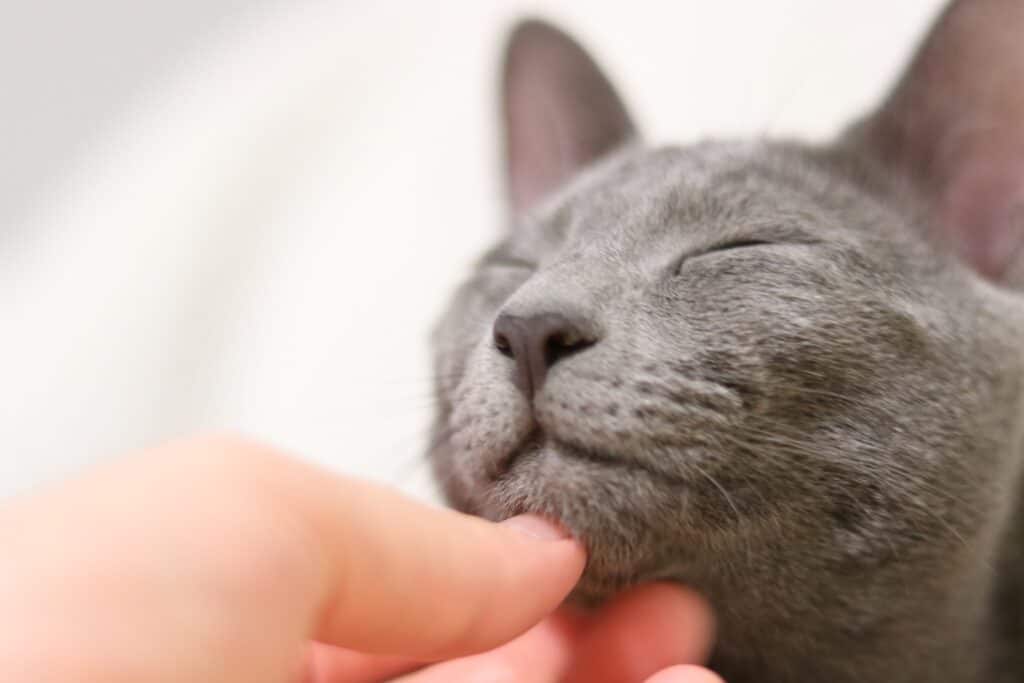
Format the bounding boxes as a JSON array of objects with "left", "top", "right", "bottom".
[
  {"left": 502, "top": 20, "right": 637, "bottom": 213},
  {"left": 853, "top": 0, "right": 1024, "bottom": 283}
]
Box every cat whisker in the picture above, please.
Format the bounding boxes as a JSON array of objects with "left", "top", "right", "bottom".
[
  {"left": 722, "top": 425, "right": 987, "bottom": 557},
  {"left": 692, "top": 461, "right": 743, "bottom": 525}
]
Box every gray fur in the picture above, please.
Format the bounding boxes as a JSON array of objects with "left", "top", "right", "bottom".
[{"left": 428, "top": 3, "right": 1024, "bottom": 681}]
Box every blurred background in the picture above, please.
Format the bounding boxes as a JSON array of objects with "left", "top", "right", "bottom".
[{"left": 1, "top": 0, "right": 945, "bottom": 501}]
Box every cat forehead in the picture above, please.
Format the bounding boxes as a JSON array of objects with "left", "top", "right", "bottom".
[{"left": 520, "top": 140, "right": 853, "bottom": 247}]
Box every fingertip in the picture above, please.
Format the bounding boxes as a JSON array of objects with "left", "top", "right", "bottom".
[
  {"left": 412, "top": 514, "right": 586, "bottom": 658},
  {"left": 498, "top": 514, "right": 588, "bottom": 573},
  {"left": 564, "top": 582, "right": 716, "bottom": 683},
  {"left": 627, "top": 582, "right": 716, "bottom": 648},
  {"left": 601, "top": 582, "right": 716, "bottom": 661}
]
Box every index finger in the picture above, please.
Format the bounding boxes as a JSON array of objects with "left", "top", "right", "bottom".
[{"left": 207, "top": 438, "right": 587, "bottom": 660}]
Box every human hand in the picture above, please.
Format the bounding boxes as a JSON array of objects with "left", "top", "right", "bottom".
[
  {"left": 351, "top": 582, "right": 722, "bottom": 683},
  {"left": 0, "top": 436, "right": 721, "bottom": 682}
]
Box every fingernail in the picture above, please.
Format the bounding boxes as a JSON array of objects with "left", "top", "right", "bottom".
[{"left": 501, "top": 514, "right": 573, "bottom": 541}]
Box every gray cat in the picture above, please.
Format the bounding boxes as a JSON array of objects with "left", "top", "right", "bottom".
[{"left": 428, "top": 1, "right": 1024, "bottom": 681}]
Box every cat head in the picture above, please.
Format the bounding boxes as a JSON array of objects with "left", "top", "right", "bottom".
[{"left": 429, "top": 1, "right": 1024, "bottom": 605}]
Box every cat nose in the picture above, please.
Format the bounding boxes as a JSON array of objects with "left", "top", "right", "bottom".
[{"left": 492, "top": 312, "right": 597, "bottom": 399}]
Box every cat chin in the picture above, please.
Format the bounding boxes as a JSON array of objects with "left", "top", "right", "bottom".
[
  {"left": 463, "top": 440, "right": 706, "bottom": 602},
  {"left": 488, "top": 432, "right": 691, "bottom": 487},
  {"left": 482, "top": 439, "right": 687, "bottom": 516}
]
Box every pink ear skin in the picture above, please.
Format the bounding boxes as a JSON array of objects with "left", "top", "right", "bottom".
[
  {"left": 942, "top": 153, "right": 1024, "bottom": 282},
  {"left": 502, "top": 20, "right": 636, "bottom": 214},
  {"left": 853, "top": 0, "right": 1024, "bottom": 285}
]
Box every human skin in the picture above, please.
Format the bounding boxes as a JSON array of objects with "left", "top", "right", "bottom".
[{"left": 0, "top": 436, "right": 720, "bottom": 683}]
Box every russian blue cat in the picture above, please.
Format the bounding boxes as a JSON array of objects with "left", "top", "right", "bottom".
[{"left": 429, "top": 1, "right": 1024, "bottom": 680}]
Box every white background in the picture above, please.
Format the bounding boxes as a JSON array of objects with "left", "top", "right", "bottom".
[{"left": 0, "top": 1, "right": 945, "bottom": 501}]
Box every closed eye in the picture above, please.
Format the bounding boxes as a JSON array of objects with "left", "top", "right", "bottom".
[
  {"left": 703, "top": 239, "right": 773, "bottom": 253},
  {"left": 676, "top": 239, "right": 774, "bottom": 274}
]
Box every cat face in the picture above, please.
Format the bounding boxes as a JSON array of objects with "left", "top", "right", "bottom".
[{"left": 430, "top": 7, "right": 1024, "bottom": 604}]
